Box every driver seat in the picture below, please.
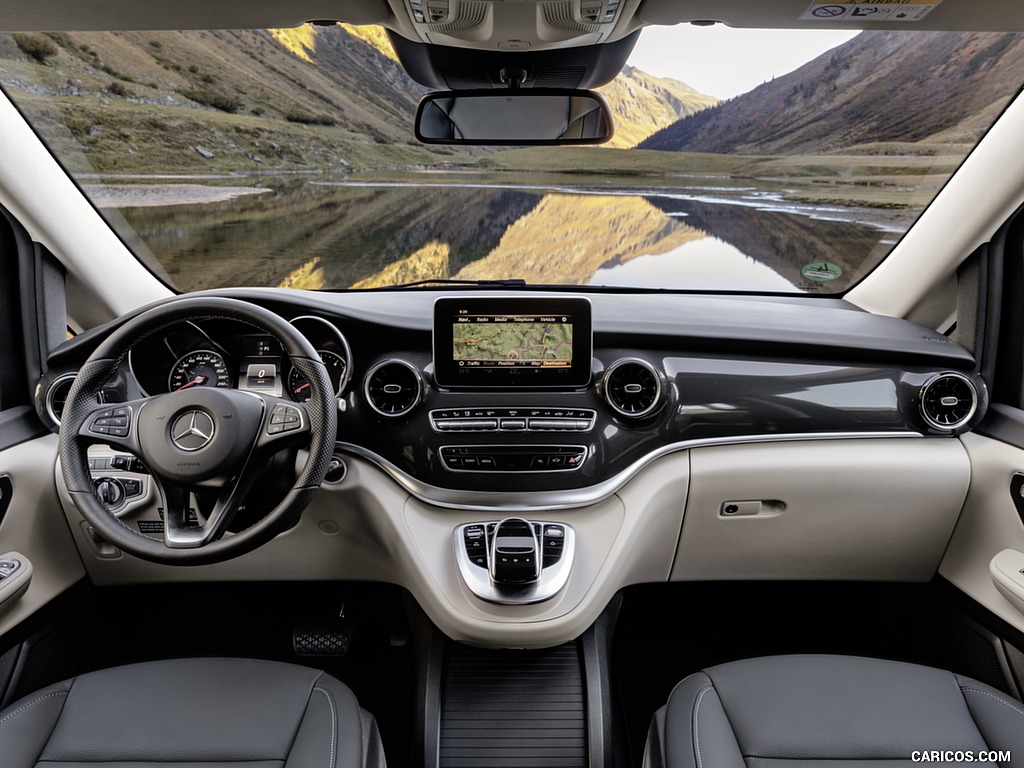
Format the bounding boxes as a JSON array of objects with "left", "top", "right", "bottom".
[{"left": 0, "top": 657, "right": 385, "bottom": 768}]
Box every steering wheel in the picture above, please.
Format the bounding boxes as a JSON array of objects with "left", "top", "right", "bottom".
[{"left": 58, "top": 297, "right": 337, "bottom": 565}]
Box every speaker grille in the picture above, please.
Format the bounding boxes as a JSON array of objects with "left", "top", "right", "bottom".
[
  {"left": 542, "top": 1, "right": 601, "bottom": 34},
  {"left": 430, "top": 0, "right": 488, "bottom": 32}
]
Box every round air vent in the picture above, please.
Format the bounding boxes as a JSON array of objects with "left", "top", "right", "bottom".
[
  {"left": 603, "top": 359, "right": 662, "bottom": 418},
  {"left": 363, "top": 360, "right": 423, "bottom": 418},
  {"left": 920, "top": 372, "right": 978, "bottom": 432},
  {"left": 45, "top": 373, "right": 77, "bottom": 425}
]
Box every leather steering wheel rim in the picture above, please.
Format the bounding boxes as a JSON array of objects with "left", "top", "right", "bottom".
[{"left": 58, "top": 296, "right": 337, "bottom": 565}]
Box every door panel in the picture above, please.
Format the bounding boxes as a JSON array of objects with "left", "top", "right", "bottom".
[
  {"left": 941, "top": 431, "right": 1024, "bottom": 636},
  {"left": 0, "top": 433, "right": 84, "bottom": 637}
]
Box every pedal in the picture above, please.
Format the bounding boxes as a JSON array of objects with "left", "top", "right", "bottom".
[{"left": 292, "top": 617, "right": 352, "bottom": 657}]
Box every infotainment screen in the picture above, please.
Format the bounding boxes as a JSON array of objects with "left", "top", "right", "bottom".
[{"left": 433, "top": 297, "right": 592, "bottom": 388}]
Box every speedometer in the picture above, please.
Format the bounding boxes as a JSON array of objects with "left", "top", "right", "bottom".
[
  {"left": 288, "top": 350, "right": 347, "bottom": 402},
  {"left": 168, "top": 350, "right": 231, "bottom": 392}
]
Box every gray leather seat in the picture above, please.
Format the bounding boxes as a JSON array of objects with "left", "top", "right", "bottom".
[
  {"left": 0, "top": 657, "right": 384, "bottom": 768},
  {"left": 646, "top": 655, "right": 1024, "bottom": 768}
]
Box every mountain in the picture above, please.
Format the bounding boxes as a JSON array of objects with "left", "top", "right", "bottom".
[
  {"left": 0, "top": 25, "right": 703, "bottom": 171},
  {"left": 599, "top": 65, "right": 717, "bottom": 148},
  {"left": 641, "top": 31, "right": 1024, "bottom": 155}
]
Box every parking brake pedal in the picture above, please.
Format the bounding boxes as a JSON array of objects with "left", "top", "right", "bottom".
[{"left": 293, "top": 605, "right": 352, "bottom": 657}]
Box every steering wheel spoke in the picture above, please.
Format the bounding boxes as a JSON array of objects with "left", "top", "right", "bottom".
[{"left": 160, "top": 479, "right": 237, "bottom": 548}]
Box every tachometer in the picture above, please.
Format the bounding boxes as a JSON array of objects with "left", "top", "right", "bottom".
[
  {"left": 168, "top": 350, "right": 231, "bottom": 391},
  {"left": 289, "top": 350, "right": 347, "bottom": 402}
]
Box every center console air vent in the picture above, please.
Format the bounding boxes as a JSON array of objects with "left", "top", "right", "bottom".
[
  {"left": 920, "top": 372, "right": 978, "bottom": 432},
  {"left": 364, "top": 360, "right": 423, "bottom": 418},
  {"left": 603, "top": 359, "right": 662, "bottom": 418}
]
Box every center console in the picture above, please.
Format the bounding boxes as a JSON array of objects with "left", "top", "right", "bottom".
[
  {"left": 432, "top": 296, "right": 592, "bottom": 602},
  {"left": 454, "top": 519, "right": 576, "bottom": 604}
]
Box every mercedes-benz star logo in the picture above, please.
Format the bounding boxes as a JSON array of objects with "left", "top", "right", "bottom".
[{"left": 170, "top": 410, "right": 215, "bottom": 452}]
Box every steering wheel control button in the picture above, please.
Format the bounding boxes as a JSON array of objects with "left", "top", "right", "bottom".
[
  {"left": 430, "top": 408, "right": 594, "bottom": 433},
  {"left": 268, "top": 403, "right": 303, "bottom": 435},
  {"left": 88, "top": 406, "right": 133, "bottom": 439},
  {"left": 170, "top": 410, "right": 215, "bottom": 451}
]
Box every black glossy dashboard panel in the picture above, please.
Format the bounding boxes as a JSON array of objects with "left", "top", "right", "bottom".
[{"left": 41, "top": 289, "right": 986, "bottom": 499}]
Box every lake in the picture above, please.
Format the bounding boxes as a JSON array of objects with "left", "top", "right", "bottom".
[{"left": 89, "top": 171, "right": 908, "bottom": 294}]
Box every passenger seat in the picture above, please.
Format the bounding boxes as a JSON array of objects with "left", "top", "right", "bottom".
[{"left": 645, "top": 655, "right": 1024, "bottom": 768}]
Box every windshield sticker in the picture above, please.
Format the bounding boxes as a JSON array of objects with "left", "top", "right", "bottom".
[
  {"left": 800, "top": 1, "right": 942, "bottom": 22},
  {"left": 800, "top": 262, "right": 843, "bottom": 282}
]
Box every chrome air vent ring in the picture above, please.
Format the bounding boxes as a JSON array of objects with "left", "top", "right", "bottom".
[
  {"left": 364, "top": 359, "right": 424, "bottom": 418},
  {"left": 919, "top": 372, "right": 978, "bottom": 432},
  {"left": 603, "top": 358, "right": 663, "bottom": 418}
]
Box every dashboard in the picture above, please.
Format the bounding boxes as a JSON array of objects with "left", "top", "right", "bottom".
[
  {"left": 39, "top": 290, "right": 984, "bottom": 502},
  {"left": 34, "top": 289, "right": 985, "bottom": 645}
]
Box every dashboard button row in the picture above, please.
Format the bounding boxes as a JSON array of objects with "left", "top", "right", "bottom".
[
  {"left": 431, "top": 408, "right": 594, "bottom": 433},
  {"left": 440, "top": 445, "right": 586, "bottom": 472},
  {"left": 461, "top": 523, "right": 566, "bottom": 570}
]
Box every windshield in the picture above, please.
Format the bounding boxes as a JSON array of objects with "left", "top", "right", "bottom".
[{"left": 2, "top": 25, "right": 1022, "bottom": 293}]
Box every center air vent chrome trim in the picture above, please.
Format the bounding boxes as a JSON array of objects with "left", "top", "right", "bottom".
[
  {"left": 337, "top": 431, "right": 922, "bottom": 512},
  {"left": 603, "top": 358, "right": 662, "bottom": 418},
  {"left": 363, "top": 359, "right": 423, "bottom": 418}
]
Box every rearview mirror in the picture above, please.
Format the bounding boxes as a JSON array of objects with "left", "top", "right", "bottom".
[{"left": 415, "top": 88, "right": 614, "bottom": 146}]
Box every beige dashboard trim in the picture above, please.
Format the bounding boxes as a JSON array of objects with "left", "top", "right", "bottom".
[
  {"left": 673, "top": 438, "right": 970, "bottom": 582},
  {"left": 58, "top": 434, "right": 972, "bottom": 648},
  {"left": 336, "top": 431, "right": 923, "bottom": 511}
]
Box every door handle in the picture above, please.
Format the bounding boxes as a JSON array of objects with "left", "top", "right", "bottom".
[{"left": 990, "top": 549, "right": 1024, "bottom": 614}]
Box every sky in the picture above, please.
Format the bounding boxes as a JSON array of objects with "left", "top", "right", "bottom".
[{"left": 626, "top": 26, "right": 859, "bottom": 100}]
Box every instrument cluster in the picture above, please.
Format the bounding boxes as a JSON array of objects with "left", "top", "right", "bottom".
[{"left": 129, "top": 315, "right": 352, "bottom": 403}]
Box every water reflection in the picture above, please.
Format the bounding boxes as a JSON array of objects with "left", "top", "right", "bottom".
[
  {"left": 593, "top": 237, "right": 796, "bottom": 292},
  {"left": 103, "top": 173, "right": 893, "bottom": 294}
]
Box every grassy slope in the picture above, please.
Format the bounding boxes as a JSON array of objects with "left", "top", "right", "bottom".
[
  {"left": 641, "top": 30, "right": 1024, "bottom": 156},
  {"left": 0, "top": 25, "right": 709, "bottom": 172},
  {"left": 598, "top": 65, "right": 718, "bottom": 149}
]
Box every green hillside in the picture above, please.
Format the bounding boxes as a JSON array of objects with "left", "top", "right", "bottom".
[
  {"left": 640, "top": 30, "right": 1024, "bottom": 156},
  {"left": 0, "top": 25, "right": 708, "bottom": 172}
]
